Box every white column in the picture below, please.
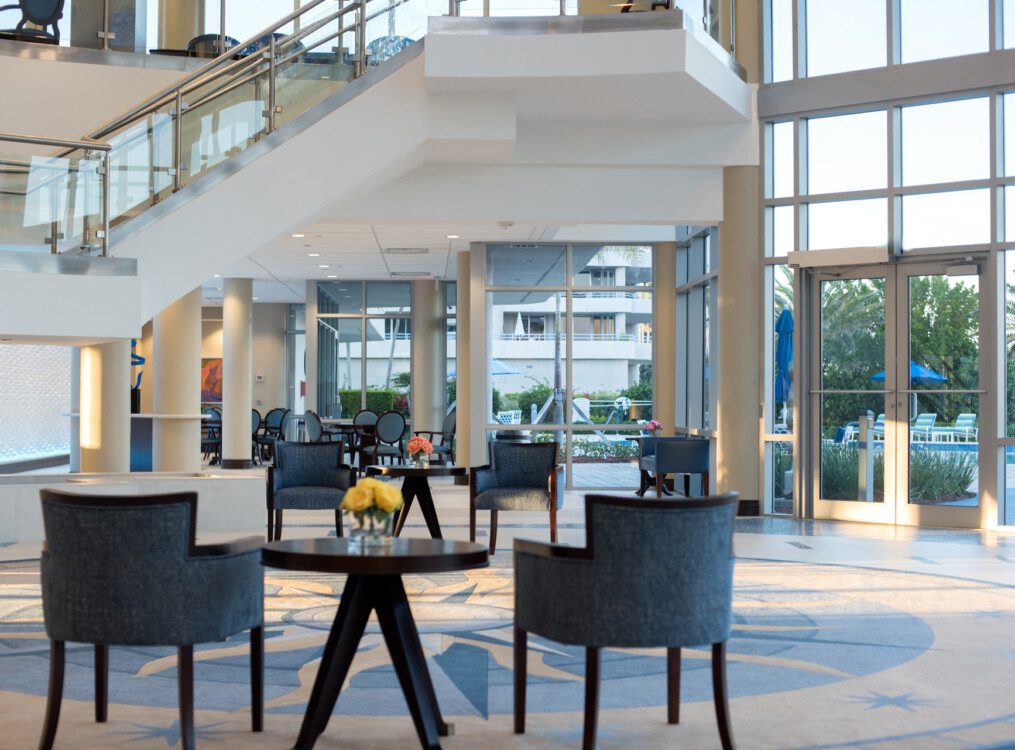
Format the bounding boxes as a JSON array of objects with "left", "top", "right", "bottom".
[
  {"left": 456, "top": 252, "right": 472, "bottom": 467},
  {"left": 69, "top": 347, "right": 80, "bottom": 472},
  {"left": 153, "top": 288, "right": 202, "bottom": 472},
  {"left": 410, "top": 280, "right": 447, "bottom": 434},
  {"left": 222, "top": 278, "right": 253, "bottom": 469},
  {"left": 653, "top": 243, "right": 676, "bottom": 435},
  {"left": 79, "top": 340, "right": 131, "bottom": 473},
  {"left": 466, "top": 245, "right": 489, "bottom": 467}
]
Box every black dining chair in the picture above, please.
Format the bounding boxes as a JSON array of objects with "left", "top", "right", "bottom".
[
  {"left": 201, "top": 407, "right": 222, "bottom": 464},
  {"left": 0, "top": 0, "right": 64, "bottom": 44},
  {"left": 352, "top": 409, "right": 379, "bottom": 465},
  {"left": 413, "top": 409, "right": 456, "bottom": 465},
  {"left": 250, "top": 409, "right": 262, "bottom": 465},
  {"left": 364, "top": 410, "right": 406, "bottom": 466},
  {"left": 257, "top": 407, "right": 288, "bottom": 463},
  {"left": 305, "top": 409, "right": 341, "bottom": 444}
]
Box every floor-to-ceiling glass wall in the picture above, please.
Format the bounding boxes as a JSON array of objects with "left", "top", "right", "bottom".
[
  {"left": 484, "top": 244, "right": 653, "bottom": 489},
  {"left": 675, "top": 227, "right": 717, "bottom": 435},
  {"left": 761, "top": 1, "right": 1013, "bottom": 525},
  {"left": 316, "top": 281, "right": 411, "bottom": 418}
]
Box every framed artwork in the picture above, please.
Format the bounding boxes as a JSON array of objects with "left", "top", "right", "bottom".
[{"left": 201, "top": 358, "right": 223, "bottom": 403}]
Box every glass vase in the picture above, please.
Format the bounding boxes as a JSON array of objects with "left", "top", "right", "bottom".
[
  {"left": 348, "top": 511, "right": 395, "bottom": 550},
  {"left": 411, "top": 452, "right": 430, "bottom": 469}
]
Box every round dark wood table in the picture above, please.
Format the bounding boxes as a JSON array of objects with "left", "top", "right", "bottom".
[
  {"left": 262, "top": 538, "right": 488, "bottom": 750},
  {"left": 365, "top": 464, "right": 467, "bottom": 539}
]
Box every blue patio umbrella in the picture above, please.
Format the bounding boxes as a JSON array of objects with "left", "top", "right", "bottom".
[
  {"left": 774, "top": 308, "right": 794, "bottom": 403},
  {"left": 869, "top": 361, "right": 948, "bottom": 384},
  {"left": 447, "top": 358, "right": 520, "bottom": 378}
]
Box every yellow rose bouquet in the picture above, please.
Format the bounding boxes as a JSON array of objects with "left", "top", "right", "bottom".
[{"left": 341, "top": 477, "right": 404, "bottom": 547}]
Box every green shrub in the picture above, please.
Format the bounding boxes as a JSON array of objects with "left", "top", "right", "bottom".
[
  {"left": 773, "top": 443, "right": 793, "bottom": 497},
  {"left": 338, "top": 389, "right": 399, "bottom": 416},
  {"left": 820, "top": 444, "right": 884, "bottom": 501},
  {"left": 909, "top": 449, "right": 977, "bottom": 502},
  {"left": 571, "top": 437, "right": 638, "bottom": 461}
]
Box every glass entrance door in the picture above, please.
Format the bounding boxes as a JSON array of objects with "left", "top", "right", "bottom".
[{"left": 809, "top": 262, "right": 986, "bottom": 527}]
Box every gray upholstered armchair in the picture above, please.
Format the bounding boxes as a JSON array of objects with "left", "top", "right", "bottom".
[
  {"left": 514, "top": 493, "right": 739, "bottom": 750},
  {"left": 267, "top": 440, "right": 356, "bottom": 541},
  {"left": 38, "top": 489, "right": 264, "bottom": 750},
  {"left": 639, "top": 436, "right": 710, "bottom": 498},
  {"left": 470, "top": 441, "right": 562, "bottom": 553}
]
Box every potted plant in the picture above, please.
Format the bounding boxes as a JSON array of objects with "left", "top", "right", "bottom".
[{"left": 341, "top": 477, "right": 404, "bottom": 548}]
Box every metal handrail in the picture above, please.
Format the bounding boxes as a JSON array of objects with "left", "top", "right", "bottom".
[
  {"left": 0, "top": 132, "right": 111, "bottom": 256},
  {"left": 85, "top": 0, "right": 354, "bottom": 142}
]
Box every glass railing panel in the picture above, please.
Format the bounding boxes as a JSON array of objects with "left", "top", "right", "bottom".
[
  {"left": 105, "top": 108, "right": 174, "bottom": 229},
  {"left": 179, "top": 65, "right": 271, "bottom": 188},
  {"left": 273, "top": 3, "right": 360, "bottom": 130},
  {"left": 363, "top": 0, "right": 433, "bottom": 60},
  {"left": 0, "top": 145, "right": 105, "bottom": 254}
]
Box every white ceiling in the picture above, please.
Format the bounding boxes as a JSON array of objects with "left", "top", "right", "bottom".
[{"left": 201, "top": 221, "right": 678, "bottom": 305}]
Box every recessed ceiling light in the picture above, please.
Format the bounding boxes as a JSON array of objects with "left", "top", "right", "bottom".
[
  {"left": 446, "top": 234, "right": 460, "bottom": 239},
  {"left": 326, "top": 274, "right": 338, "bottom": 279},
  {"left": 213, "top": 274, "right": 221, "bottom": 278},
  {"left": 319, "top": 264, "right": 330, "bottom": 269},
  {"left": 216, "top": 287, "right": 222, "bottom": 291},
  {"left": 291, "top": 233, "right": 306, "bottom": 238},
  {"left": 308, "top": 252, "right": 320, "bottom": 257},
  {"left": 252, "top": 297, "right": 259, "bottom": 301}
]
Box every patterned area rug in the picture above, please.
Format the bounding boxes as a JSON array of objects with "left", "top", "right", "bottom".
[{"left": 0, "top": 555, "right": 1013, "bottom": 749}]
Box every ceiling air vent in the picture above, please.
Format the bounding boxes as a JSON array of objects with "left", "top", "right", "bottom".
[
  {"left": 389, "top": 271, "right": 432, "bottom": 277},
  {"left": 382, "top": 247, "right": 430, "bottom": 255}
]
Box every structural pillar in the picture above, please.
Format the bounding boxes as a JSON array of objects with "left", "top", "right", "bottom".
[
  {"left": 153, "top": 289, "right": 202, "bottom": 472},
  {"left": 69, "top": 347, "right": 81, "bottom": 472},
  {"left": 159, "top": 0, "right": 204, "bottom": 49},
  {"left": 456, "top": 251, "right": 472, "bottom": 467},
  {"left": 222, "top": 278, "right": 254, "bottom": 469},
  {"left": 716, "top": 0, "right": 762, "bottom": 500},
  {"left": 79, "top": 340, "right": 131, "bottom": 473},
  {"left": 653, "top": 243, "right": 677, "bottom": 435},
  {"left": 410, "top": 280, "right": 447, "bottom": 434}
]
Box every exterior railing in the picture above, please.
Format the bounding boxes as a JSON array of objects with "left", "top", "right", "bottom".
[{"left": 495, "top": 332, "right": 653, "bottom": 342}]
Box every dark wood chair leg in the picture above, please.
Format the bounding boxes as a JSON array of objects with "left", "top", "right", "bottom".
[
  {"left": 549, "top": 503, "right": 558, "bottom": 544},
  {"left": 469, "top": 498, "right": 476, "bottom": 542},
  {"left": 251, "top": 626, "right": 264, "bottom": 732},
  {"left": 273, "top": 510, "right": 283, "bottom": 542},
  {"left": 38, "top": 640, "right": 64, "bottom": 750},
  {"left": 489, "top": 510, "right": 498, "bottom": 554},
  {"left": 266, "top": 508, "right": 274, "bottom": 542},
  {"left": 583, "top": 647, "right": 600, "bottom": 750},
  {"left": 655, "top": 472, "right": 664, "bottom": 498},
  {"left": 334, "top": 509, "right": 343, "bottom": 538},
  {"left": 683, "top": 474, "right": 691, "bottom": 498},
  {"left": 514, "top": 628, "right": 527, "bottom": 734},
  {"left": 667, "top": 647, "right": 680, "bottom": 724},
  {"left": 712, "top": 642, "right": 735, "bottom": 750},
  {"left": 95, "top": 644, "right": 108, "bottom": 723},
  {"left": 703, "top": 472, "right": 710, "bottom": 496},
  {"left": 178, "top": 645, "right": 196, "bottom": 750}
]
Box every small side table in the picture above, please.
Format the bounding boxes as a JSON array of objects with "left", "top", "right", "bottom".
[
  {"left": 365, "top": 464, "right": 466, "bottom": 539},
  {"left": 262, "top": 538, "right": 488, "bottom": 750}
]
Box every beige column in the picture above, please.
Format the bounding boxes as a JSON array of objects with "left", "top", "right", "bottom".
[
  {"left": 153, "top": 289, "right": 202, "bottom": 472},
  {"left": 410, "top": 280, "right": 447, "bottom": 435},
  {"left": 79, "top": 340, "right": 131, "bottom": 473},
  {"left": 136, "top": 320, "right": 154, "bottom": 413},
  {"left": 159, "top": 0, "right": 204, "bottom": 49},
  {"left": 222, "top": 278, "right": 254, "bottom": 469},
  {"left": 653, "top": 243, "right": 677, "bottom": 435},
  {"left": 716, "top": 0, "right": 762, "bottom": 500},
  {"left": 455, "top": 252, "right": 472, "bottom": 467},
  {"left": 69, "top": 347, "right": 81, "bottom": 472}
]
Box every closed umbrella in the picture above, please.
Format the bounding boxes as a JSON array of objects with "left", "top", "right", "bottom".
[{"left": 774, "top": 308, "right": 793, "bottom": 404}]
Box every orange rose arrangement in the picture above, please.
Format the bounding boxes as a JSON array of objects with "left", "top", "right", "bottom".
[{"left": 407, "top": 436, "right": 433, "bottom": 467}]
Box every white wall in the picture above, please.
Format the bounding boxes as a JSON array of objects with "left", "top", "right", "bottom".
[
  {"left": 0, "top": 51, "right": 194, "bottom": 146},
  {"left": 201, "top": 303, "right": 288, "bottom": 411}
]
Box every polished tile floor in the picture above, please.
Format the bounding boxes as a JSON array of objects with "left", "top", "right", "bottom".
[{"left": 1, "top": 481, "right": 1013, "bottom": 750}]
